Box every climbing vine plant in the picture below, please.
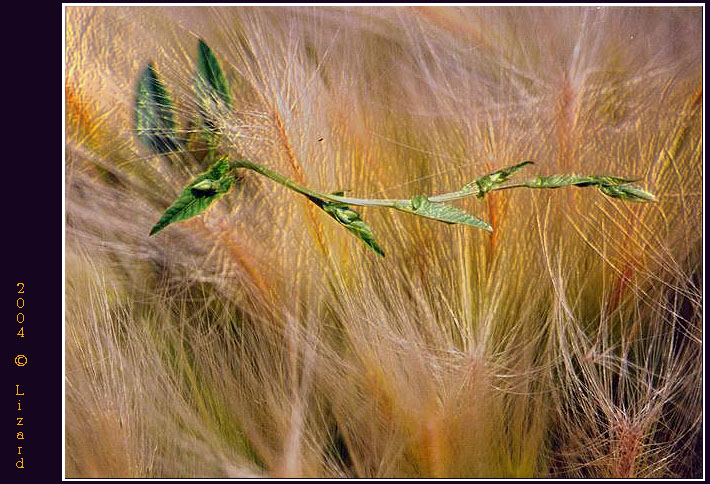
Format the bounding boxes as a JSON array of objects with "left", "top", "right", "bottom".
[{"left": 136, "top": 39, "right": 656, "bottom": 257}]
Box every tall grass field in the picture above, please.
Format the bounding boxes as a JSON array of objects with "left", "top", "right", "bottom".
[{"left": 65, "top": 6, "right": 703, "bottom": 478}]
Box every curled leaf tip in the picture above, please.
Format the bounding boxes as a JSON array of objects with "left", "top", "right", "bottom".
[{"left": 469, "top": 160, "right": 535, "bottom": 199}]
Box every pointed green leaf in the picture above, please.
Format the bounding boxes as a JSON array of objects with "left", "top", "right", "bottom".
[
  {"left": 307, "top": 195, "right": 385, "bottom": 257},
  {"left": 401, "top": 195, "right": 492, "bottom": 231},
  {"left": 598, "top": 183, "right": 657, "bottom": 202},
  {"left": 150, "top": 157, "right": 235, "bottom": 235},
  {"left": 194, "top": 40, "right": 232, "bottom": 150},
  {"left": 196, "top": 39, "right": 232, "bottom": 111},
  {"left": 465, "top": 160, "right": 534, "bottom": 198},
  {"left": 135, "top": 63, "right": 181, "bottom": 154},
  {"left": 523, "top": 174, "right": 655, "bottom": 202}
]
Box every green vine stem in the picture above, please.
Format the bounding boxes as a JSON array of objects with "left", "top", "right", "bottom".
[{"left": 140, "top": 39, "right": 657, "bottom": 256}]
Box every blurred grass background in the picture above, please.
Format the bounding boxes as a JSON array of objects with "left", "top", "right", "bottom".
[{"left": 65, "top": 6, "right": 702, "bottom": 478}]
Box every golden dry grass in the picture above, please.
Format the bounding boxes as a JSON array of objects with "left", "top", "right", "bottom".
[{"left": 65, "top": 6, "right": 702, "bottom": 478}]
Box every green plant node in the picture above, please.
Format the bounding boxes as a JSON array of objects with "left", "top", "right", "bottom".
[{"left": 469, "top": 160, "right": 534, "bottom": 199}]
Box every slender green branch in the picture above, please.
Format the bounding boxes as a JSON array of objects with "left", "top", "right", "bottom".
[
  {"left": 140, "top": 39, "right": 657, "bottom": 256},
  {"left": 230, "top": 160, "right": 322, "bottom": 199},
  {"left": 229, "top": 159, "right": 656, "bottom": 209},
  {"left": 229, "top": 159, "right": 492, "bottom": 206},
  {"left": 230, "top": 159, "right": 406, "bottom": 208},
  {"left": 427, "top": 187, "right": 478, "bottom": 203}
]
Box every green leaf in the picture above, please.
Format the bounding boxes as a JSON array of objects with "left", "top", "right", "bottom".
[
  {"left": 196, "top": 39, "right": 232, "bottom": 112},
  {"left": 135, "top": 63, "right": 181, "bottom": 154},
  {"left": 195, "top": 40, "right": 232, "bottom": 151},
  {"left": 466, "top": 160, "right": 534, "bottom": 198},
  {"left": 404, "top": 195, "right": 492, "bottom": 231},
  {"left": 523, "top": 174, "right": 656, "bottom": 202},
  {"left": 150, "top": 157, "right": 235, "bottom": 235},
  {"left": 307, "top": 195, "right": 385, "bottom": 257},
  {"left": 598, "top": 184, "right": 657, "bottom": 202}
]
